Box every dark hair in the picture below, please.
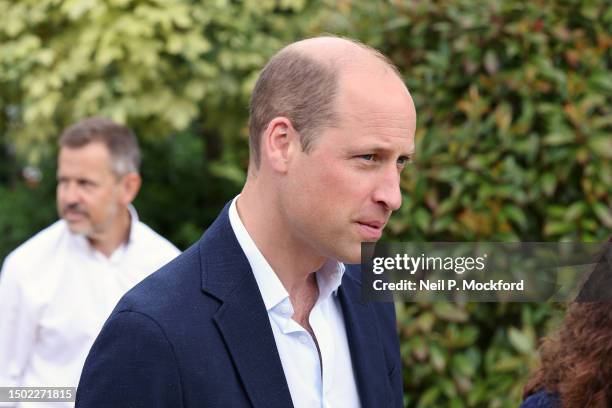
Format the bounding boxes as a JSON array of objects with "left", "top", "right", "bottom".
[
  {"left": 59, "top": 117, "right": 140, "bottom": 176},
  {"left": 524, "top": 238, "right": 612, "bottom": 407}
]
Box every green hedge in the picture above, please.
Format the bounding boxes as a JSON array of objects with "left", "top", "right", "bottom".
[{"left": 1, "top": 0, "right": 611, "bottom": 406}]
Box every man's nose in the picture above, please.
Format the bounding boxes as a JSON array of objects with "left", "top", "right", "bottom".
[{"left": 372, "top": 166, "right": 402, "bottom": 211}]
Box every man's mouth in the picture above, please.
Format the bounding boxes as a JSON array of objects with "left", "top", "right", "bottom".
[
  {"left": 355, "top": 220, "right": 385, "bottom": 240},
  {"left": 62, "top": 210, "right": 88, "bottom": 221}
]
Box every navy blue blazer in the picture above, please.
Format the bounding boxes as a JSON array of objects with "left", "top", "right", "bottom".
[{"left": 76, "top": 203, "right": 403, "bottom": 408}]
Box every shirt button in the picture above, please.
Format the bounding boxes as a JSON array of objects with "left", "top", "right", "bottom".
[{"left": 299, "top": 335, "right": 309, "bottom": 344}]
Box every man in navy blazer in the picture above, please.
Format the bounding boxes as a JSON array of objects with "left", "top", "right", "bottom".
[{"left": 77, "top": 36, "right": 417, "bottom": 408}]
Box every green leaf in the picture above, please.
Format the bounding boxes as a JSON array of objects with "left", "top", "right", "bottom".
[
  {"left": 430, "top": 345, "right": 446, "bottom": 372},
  {"left": 508, "top": 327, "right": 534, "bottom": 354},
  {"left": 593, "top": 202, "right": 612, "bottom": 228},
  {"left": 588, "top": 135, "right": 612, "bottom": 159},
  {"left": 540, "top": 173, "right": 557, "bottom": 196},
  {"left": 433, "top": 303, "right": 468, "bottom": 323},
  {"left": 503, "top": 205, "right": 528, "bottom": 229},
  {"left": 544, "top": 221, "right": 574, "bottom": 236},
  {"left": 414, "top": 207, "right": 432, "bottom": 232},
  {"left": 543, "top": 129, "right": 574, "bottom": 146},
  {"left": 418, "top": 387, "right": 441, "bottom": 407}
]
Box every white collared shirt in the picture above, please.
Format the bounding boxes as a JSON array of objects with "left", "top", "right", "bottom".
[
  {"left": 229, "top": 197, "right": 361, "bottom": 408},
  {"left": 0, "top": 207, "right": 180, "bottom": 408}
]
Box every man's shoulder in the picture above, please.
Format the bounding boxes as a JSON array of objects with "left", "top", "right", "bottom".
[
  {"left": 132, "top": 221, "right": 180, "bottom": 258},
  {"left": 3, "top": 220, "right": 68, "bottom": 268},
  {"left": 118, "top": 203, "right": 236, "bottom": 307},
  {"left": 114, "top": 241, "right": 204, "bottom": 317}
]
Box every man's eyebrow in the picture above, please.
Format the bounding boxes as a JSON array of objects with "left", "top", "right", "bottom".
[
  {"left": 402, "top": 148, "right": 415, "bottom": 157},
  {"left": 351, "top": 145, "right": 415, "bottom": 156}
]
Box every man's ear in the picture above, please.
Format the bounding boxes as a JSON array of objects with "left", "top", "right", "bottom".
[
  {"left": 261, "top": 117, "right": 300, "bottom": 173},
  {"left": 119, "top": 172, "right": 142, "bottom": 205}
]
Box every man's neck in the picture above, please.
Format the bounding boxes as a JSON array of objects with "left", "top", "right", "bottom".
[
  {"left": 237, "top": 186, "right": 325, "bottom": 355},
  {"left": 88, "top": 208, "right": 132, "bottom": 258},
  {"left": 236, "top": 187, "right": 325, "bottom": 296}
]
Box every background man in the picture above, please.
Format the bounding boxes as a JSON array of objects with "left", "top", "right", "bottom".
[
  {"left": 0, "top": 117, "right": 180, "bottom": 407},
  {"left": 77, "top": 36, "right": 416, "bottom": 408}
]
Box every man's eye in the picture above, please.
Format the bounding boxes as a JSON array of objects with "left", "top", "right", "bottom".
[
  {"left": 397, "top": 156, "right": 411, "bottom": 166},
  {"left": 359, "top": 154, "right": 375, "bottom": 161}
]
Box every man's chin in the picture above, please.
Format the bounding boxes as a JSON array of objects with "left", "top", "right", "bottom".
[
  {"left": 342, "top": 238, "right": 382, "bottom": 265},
  {"left": 334, "top": 244, "right": 364, "bottom": 265},
  {"left": 64, "top": 220, "right": 92, "bottom": 236}
]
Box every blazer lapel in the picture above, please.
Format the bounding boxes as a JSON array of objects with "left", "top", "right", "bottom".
[
  {"left": 199, "top": 203, "right": 293, "bottom": 408},
  {"left": 339, "top": 269, "right": 390, "bottom": 408},
  {"left": 213, "top": 277, "right": 293, "bottom": 408}
]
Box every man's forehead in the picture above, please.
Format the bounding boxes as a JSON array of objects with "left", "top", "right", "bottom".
[
  {"left": 59, "top": 142, "right": 111, "bottom": 160},
  {"left": 58, "top": 143, "right": 114, "bottom": 174},
  {"left": 337, "top": 84, "right": 415, "bottom": 128},
  {"left": 339, "top": 65, "right": 414, "bottom": 110},
  {"left": 343, "top": 133, "right": 415, "bottom": 154}
]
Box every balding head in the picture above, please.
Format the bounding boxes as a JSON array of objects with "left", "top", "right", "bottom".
[
  {"left": 287, "top": 36, "right": 401, "bottom": 76},
  {"left": 248, "top": 36, "right": 405, "bottom": 169}
]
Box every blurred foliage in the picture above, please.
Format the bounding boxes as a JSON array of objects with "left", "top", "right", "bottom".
[
  {"left": 0, "top": 0, "right": 330, "bottom": 161},
  {"left": 1, "top": 0, "right": 611, "bottom": 407},
  {"left": 374, "top": 0, "right": 612, "bottom": 244}
]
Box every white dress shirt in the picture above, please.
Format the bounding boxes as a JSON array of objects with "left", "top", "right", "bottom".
[
  {"left": 0, "top": 207, "right": 180, "bottom": 408},
  {"left": 229, "top": 197, "right": 361, "bottom": 408}
]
